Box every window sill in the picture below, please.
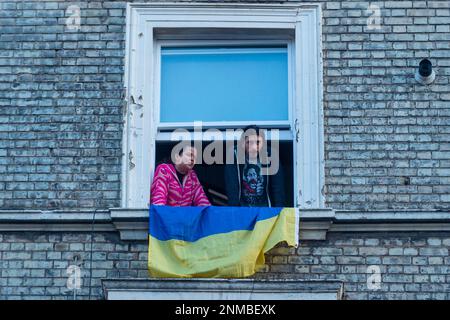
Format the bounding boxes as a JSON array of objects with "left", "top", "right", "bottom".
[
  {"left": 102, "top": 278, "right": 344, "bottom": 300},
  {"left": 109, "top": 207, "right": 336, "bottom": 241},
  {"left": 1, "top": 208, "right": 447, "bottom": 241}
]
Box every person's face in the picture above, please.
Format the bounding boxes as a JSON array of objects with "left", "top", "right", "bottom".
[
  {"left": 175, "top": 146, "right": 197, "bottom": 171},
  {"left": 246, "top": 168, "right": 258, "bottom": 188},
  {"left": 247, "top": 168, "right": 257, "bottom": 182},
  {"left": 244, "top": 134, "right": 264, "bottom": 160}
]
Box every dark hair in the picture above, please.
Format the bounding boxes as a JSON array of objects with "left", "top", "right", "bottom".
[
  {"left": 157, "top": 141, "right": 195, "bottom": 166},
  {"left": 243, "top": 125, "right": 263, "bottom": 136},
  {"left": 175, "top": 141, "right": 195, "bottom": 156},
  {"left": 240, "top": 125, "right": 266, "bottom": 144}
]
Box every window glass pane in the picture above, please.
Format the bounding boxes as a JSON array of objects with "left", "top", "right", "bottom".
[{"left": 160, "top": 46, "right": 289, "bottom": 123}]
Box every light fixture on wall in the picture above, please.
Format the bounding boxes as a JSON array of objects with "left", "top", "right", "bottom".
[{"left": 415, "top": 58, "right": 436, "bottom": 85}]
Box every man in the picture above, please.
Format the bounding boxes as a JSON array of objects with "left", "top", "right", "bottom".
[{"left": 224, "top": 125, "right": 285, "bottom": 207}]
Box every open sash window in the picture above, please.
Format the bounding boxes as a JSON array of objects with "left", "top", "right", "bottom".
[
  {"left": 122, "top": 3, "right": 324, "bottom": 210},
  {"left": 154, "top": 41, "right": 294, "bottom": 206}
]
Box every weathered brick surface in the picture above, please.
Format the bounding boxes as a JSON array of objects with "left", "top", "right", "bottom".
[
  {"left": 0, "top": 0, "right": 126, "bottom": 209},
  {"left": 321, "top": 0, "right": 450, "bottom": 210},
  {"left": 0, "top": 231, "right": 148, "bottom": 300},
  {"left": 0, "top": 0, "right": 449, "bottom": 301},
  {"left": 0, "top": 0, "right": 449, "bottom": 210},
  {"left": 262, "top": 232, "right": 450, "bottom": 300},
  {"left": 0, "top": 231, "right": 449, "bottom": 300}
]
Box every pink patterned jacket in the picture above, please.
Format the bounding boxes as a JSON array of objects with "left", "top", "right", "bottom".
[{"left": 150, "top": 163, "right": 211, "bottom": 207}]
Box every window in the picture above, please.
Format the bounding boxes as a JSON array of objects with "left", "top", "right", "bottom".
[
  {"left": 159, "top": 45, "right": 289, "bottom": 125},
  {"left": 154, "top": 41, "right": 295, "bottom": 206},
  {"left": 154, "top": 139, "right": 295, "bottom": 207},
  {"left": 122, "top": 3, "right": 324, "bottom": 210}
]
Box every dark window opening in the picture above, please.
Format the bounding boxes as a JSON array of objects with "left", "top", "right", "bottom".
[{"left": 155, "top": 140, "right": 293, "bottom": 207}]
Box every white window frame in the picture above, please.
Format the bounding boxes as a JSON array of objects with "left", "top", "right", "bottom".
[{"left": 122, "top": 2, "right": 325, "bottom": 210}]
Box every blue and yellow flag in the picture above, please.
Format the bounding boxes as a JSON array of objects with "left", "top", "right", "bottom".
[{"left": 148, "top": 206, "right": 299, "bottom": 278}]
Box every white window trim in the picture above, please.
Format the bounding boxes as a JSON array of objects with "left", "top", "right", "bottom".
[{"left": 122, "top": 2, "right": 325, "bottom": 210}]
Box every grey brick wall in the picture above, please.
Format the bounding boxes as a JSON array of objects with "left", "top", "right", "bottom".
[
  {"left": 265, "top": 232, "right": 450, "bottom": 300},
  {"left": 0, "top": 231, "right": 449, "bottom": 300},
  {"left": 0, "top": 231, "right": 148, "bottom": 299},
  {"left": 0, "top": 0, "right": 449, "bottom": 210},
  {"left": 321, "top": 0, "right": 450, "bottom": 210},
  {"left": 0, "top": 0, "right": 126, "bottom": 210},
  {"left": 0, "top": 0, "right": 449, "bottom": 301}
]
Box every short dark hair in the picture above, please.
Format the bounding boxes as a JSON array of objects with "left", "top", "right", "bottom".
[
  {"left": 176, "top": 141, "right": 195, "bottom": 156},
  {"left": 241, "top": 125, "right": 265, "bottom": 141},
  {"left": 158, "top": 141, "right": 195, "bottom": 166}
]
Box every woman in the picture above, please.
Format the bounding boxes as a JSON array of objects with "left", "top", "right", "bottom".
[{"left": 150, "top": 143, "right": 211, "bottom": 206}]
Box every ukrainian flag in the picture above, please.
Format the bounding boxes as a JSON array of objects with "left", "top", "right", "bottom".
[{"left": 148, "top": 206, "right": 299, "bottom": 278}]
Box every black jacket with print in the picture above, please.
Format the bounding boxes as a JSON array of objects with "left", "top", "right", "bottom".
[{"left": 224, "top": 147, "right": 286, "bottom": 207}]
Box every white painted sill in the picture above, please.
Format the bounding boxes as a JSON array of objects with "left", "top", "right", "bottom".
[{"left": 1, "top": 209, "right": 448, "bottom": 241}]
